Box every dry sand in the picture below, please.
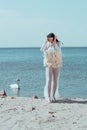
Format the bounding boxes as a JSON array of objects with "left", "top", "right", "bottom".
[{"left": 0, "top": 97, "right": 87, "bottom": 130}]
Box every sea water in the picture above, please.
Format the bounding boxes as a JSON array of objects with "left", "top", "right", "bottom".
[{"left": 0, "top": 47, "right": 87, "bottom": 98}]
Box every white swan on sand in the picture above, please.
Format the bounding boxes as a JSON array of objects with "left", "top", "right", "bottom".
[{"left": 10, "top": 79, "right": 20, "bottom": 89}]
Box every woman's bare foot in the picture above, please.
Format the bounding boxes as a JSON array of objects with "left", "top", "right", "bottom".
[
  {"left": 46, "top": 97, "right": 51, "bottom": 103},
  {"left": 51, "top": 97, "right": 56, "bottom": 102}
]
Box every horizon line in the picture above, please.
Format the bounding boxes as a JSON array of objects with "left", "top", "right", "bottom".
[{"left": 0, "top": 46, "right": 87, "bottom": 48}]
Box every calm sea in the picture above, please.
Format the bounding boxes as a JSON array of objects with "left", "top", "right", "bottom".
[{"left": 0, "top": 47, "right": 87, "bottom": 98}]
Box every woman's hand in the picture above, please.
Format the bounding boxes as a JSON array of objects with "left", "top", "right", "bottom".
[{"left": 53, "top": 35, "right": 57, "bottom": 44}]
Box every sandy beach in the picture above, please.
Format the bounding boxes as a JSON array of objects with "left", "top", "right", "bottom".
[{"left": 0, "top": 96, "right": 87, "bottom": 130}]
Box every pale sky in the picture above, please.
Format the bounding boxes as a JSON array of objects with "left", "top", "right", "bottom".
[{"left": 0, "top": 0, "right": 87, "bottom": 47}]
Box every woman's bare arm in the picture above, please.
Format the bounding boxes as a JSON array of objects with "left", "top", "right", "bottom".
[{"left": 40, "top": 40, "right": 48, "bottom": 52}]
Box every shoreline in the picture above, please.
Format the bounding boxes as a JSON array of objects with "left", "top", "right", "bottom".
[{"left": 0, "top": 96, "right": 87, "bottom": 130}]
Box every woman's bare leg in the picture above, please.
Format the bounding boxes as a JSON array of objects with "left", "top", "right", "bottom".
[
  {"left": 52, "top": 67, "right": 60, "bottom": 98},
  {"left": 45, "top": 67, "right": 53, "bottom": 98}
]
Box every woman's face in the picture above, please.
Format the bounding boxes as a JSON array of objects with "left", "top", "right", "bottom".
[{"left": 47, "top": 37, "right": 54, "bottom": 43}]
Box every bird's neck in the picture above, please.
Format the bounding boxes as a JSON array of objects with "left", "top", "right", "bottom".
[{"left": 17, "top": 81, "right": 19, "bottom": 86}]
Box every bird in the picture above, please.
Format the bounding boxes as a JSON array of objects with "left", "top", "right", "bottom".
[{"left": 10, "top": 79, "right": 20, "bottom": 89}]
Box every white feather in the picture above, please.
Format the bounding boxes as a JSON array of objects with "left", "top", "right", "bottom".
[
  {"left": 10, "top": 84, "right": 19, "bottom": 89},
  {"left": 10, "top": 79, "right": 20, "bottom": 89}
]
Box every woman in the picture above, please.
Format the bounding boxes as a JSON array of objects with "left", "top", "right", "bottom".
[{"left": 40, "top": 33, "right": 63, "bottom": 102}]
